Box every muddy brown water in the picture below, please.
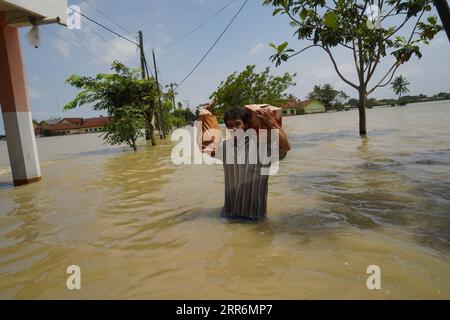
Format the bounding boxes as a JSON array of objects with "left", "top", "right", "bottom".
[{"left": 0, "top": 101, "right": 449, "bottom": 298}]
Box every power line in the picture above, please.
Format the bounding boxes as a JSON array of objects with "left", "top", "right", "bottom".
[
  {"left": 70, "top": 27, "right": 114, "bottom": 60},
  {"left": 42, "top": 26, "right": 110, "bottom": 65},
  {"left": 80, "top": 19, "right": 131, "bottom": 60},
  {"left": 81, "top": 0, "right": 134, "bottom": 37},
  {"left": 71, "top": 8, "right": 139, "bottom": 47},
  {"left": 177, "top": 0, "right": 249, "bottom": 88},
  {"left": 159, "top": 0, "right": 238, "bottom": 52}
]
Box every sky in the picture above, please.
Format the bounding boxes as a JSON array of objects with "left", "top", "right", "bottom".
[{"left": 0, "top": 0, "right": 449, "bottom": 134}]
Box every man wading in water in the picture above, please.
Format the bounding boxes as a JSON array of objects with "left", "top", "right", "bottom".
[{"left": 198, "top": 100, "right": 291, "bottom": 220}]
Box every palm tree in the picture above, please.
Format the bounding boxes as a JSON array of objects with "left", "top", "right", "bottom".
[{"left": 391, "top": 75, "right": 410, "bottom": 106}]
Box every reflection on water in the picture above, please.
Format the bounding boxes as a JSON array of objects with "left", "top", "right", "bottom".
[{"left": 0, "top": 101, "right": 449, "bottom": 299}]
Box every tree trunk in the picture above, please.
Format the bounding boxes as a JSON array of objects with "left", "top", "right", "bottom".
[
  {"left": 398, "top": 94, "right": 401, "bottom": 106},
  {"left": 130, "top": 139, "right": 137, "bottom": 152},
  {"left": 154, "top": 117, "right": 163, "bottom": 140},
  {"left": 358, "top": 88, "right": 367, "bottom": 136},
  {"left": 145, "top": 109, "right": 156, "bottom": 145},
  {"left": 149, "top": 122, "right": 156, "bottom": 146}
]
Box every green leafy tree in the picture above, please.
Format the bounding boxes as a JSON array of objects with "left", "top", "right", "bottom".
[
  {"left": 263, "top": 0, "right": 442, "bottom": 135},
  {"left": 435, "top": 92, "right": 450, "bottom": 100},
  {"left": 391, "top": 75, "right": 410, "bottom": 105},
  {"left": 169, "top": 108, "right": 197, "bottom": 128},
  {"left": 211, "top": 65, "right": 296, "bottom": 114},
  {"left": 347, "top": 98, "right": 359, "bottom": 107},
  {"left": 64, "top": 61, "right": 158, "bottom": 151},
  {"left": 307, "top": 83, "right": 349, "bottom": 110},
  {"left": 102, "top": 105, "right": 146, "bottom": 151}
]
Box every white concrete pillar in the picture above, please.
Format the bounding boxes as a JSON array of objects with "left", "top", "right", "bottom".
[{"left": 0, "top": 12, "right": 41, "bottom": 186}]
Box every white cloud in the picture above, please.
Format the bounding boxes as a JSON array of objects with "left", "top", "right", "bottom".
[
  {"left": 307, "top": 63, "right": 355, "bottom": 83},
  {"left": 162, "top": 36, "right": 173, "bottom": 43},
  {"left": 428, "top": 34, "right": 447, "bottom": 48},
  {"left": 33, "top": 110, "right": 52, "bottom": 120},
  {"left": 194, "top": 0, "right": 218, "bottom": 5},
  {"left": 154, "top": 23, "right": 165, "bottom": 30},
  {"left": 29, "top": 87, "right": 43, "bottom": 99},
  {"left": 249, "top": 43, "right": 267, "bottom": 55},
  {"left": 402, "top": 67, "right": 424, "bottom": 77},
  {"left": 54, "top": 38, "right": 71, "bottom": 58},
  {"left": 108, "top": 37, "right": 138, "bottom": 64}
]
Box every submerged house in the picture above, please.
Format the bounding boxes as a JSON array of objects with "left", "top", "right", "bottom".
[
  {"left": 281, "top": 99, "right": 326, "bottom": 115},
  {"left": 35, "top": 116, "right": 111, "bottom": 136},
  {"left": 298, "top": 99, "right": 326, "bottom": 114},
  {"left": 280, "top": 99, "right": 300, "bottom": 116}
]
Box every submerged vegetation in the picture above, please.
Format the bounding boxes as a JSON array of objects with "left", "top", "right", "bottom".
[{"left": 64, "top": 61, "right": 195, "bottom": 151}]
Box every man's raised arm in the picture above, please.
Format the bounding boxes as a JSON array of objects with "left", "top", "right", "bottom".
[{"left": 197, "top": 101, "right": 222, "bottom": 158}]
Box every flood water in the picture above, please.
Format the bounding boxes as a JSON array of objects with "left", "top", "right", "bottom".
[{"left": 0, "top": 101, "right": 449, "bottom": 299}]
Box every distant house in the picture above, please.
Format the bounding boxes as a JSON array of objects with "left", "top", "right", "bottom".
[
  {"left": 280, "top": 100, "right": 300, "bottom": 116},
  {"left": 280, "top": 99, "right": 326, "bottom": 115},
  {"left": 36, "top": 116, "right": 111, "bottom": 136},
  {"left": 33, "top": 118, "right": 61, "bottom": 136},
  {"left": 33, "top": 120, "right": 49, "bottom": 136},
  {"left": 80, "top": 117, "right": 112, "bottom": 134},
  {"left": 298, "top": 99, "right": 326, "bottom": 114}
]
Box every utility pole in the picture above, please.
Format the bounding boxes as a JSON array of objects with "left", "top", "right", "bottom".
[
  {"left": 138, "top": 31, "right": 146, "bottom": 80},
  {"left": 166, "top": 83, "right": 178, "bottom": 112},
  {"left": 138, "top": 31, "right": 157, "bottom": 144},
  {"left": 152, "top": 49, "right": 167, "bottom": 139},
  {"left": 434, "top": 0, "right": 450, "bottom": 41}
]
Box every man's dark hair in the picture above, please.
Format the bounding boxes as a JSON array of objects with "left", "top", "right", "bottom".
[{"left": 223, "top": 106, "right": 249, "bottom": 125}]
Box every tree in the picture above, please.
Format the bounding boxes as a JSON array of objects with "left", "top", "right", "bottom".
[
  {"left": 102, "top": 105, "right": 145, "bottom": 151},
  {"left": 347, "top": 98, "right": 359, "bottom": 107},
  {"left": 169, "top": 108, "right": 196, "bottom": 128},
  {"left": 435, "top": 92, "right": 450, "bottom": 100},
  {"left": 211, "top": 65, "right": 296, "bottom": 114},
  {"left": 64, "top": 61, "right": 157, "bottom": 151},
  {"left": 307, "top": 83, "right": 349, "bottom": 110},
  {"left": 391, "top": 75, "right": 410, "bottom": 105},
  {"left": 160, "top": 91, "right": 195, "bottom": 131},
  {"left": 263, "top": 0, "right": 442, "bottom": 135}
]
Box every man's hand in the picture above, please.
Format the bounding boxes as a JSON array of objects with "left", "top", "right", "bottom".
[
  {"left": 205, "top": 98, "right": 217, "bottom": 113},
  {"left": 255, "top": 107, "right": 291, "bottom": 156},
  {"left": 255, "top": 108, "right": 280, "bottom": 129},
  {"left": 199, "top": 98, "right": 217, "bottom": 116}
]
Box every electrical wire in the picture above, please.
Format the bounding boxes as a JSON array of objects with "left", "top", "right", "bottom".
[
  {"left": 81, "top": 0, "right": 134, "bottom": 37},
  {"left": 176, "top": 0, "right": 249, "bottom": 88},
  {"left": 70, "top": 28, "right": 115, "bottom": 60},
  {"left": 42, "top": 26, "right": 110, "bottom": 65},
  {"left": 80, "top": 19, "right": 131, "bottom": 60},
  {"left": 70, "top": 8, "right": 139, "bottom": 47},
  {"left": 158, "top": 0, "right": 238, "bottom": 52}
]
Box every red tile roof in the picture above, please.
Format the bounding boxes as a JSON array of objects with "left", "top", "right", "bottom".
[
  {"left": 280, "top": 99, "right": 301, "bottom": 109},
  {"left": 47, "top": 123, "right": 79, "bottom": 131},
  {"left": 47, "top": 116, "right": 111, "bottom": 131},
  {"left": 60, "top": 118, "right": 82, "bottom": 124},
  {"left": 83, "top": 116, "right": 111, "bottom": 128},
  {"left": 298, "top": 99, "right": 315, "bottom": 107}
]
